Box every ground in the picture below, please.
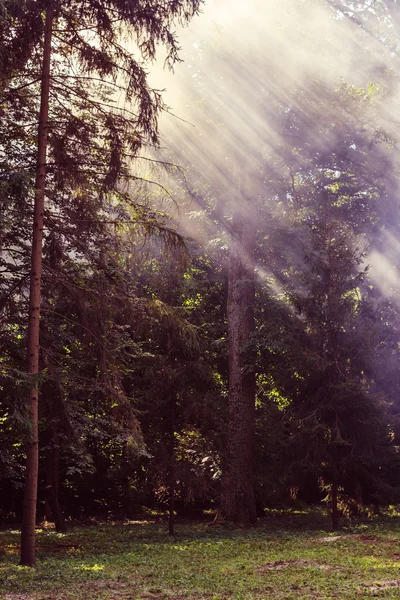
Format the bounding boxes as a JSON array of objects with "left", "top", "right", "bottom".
[{"left": 2, "top": 509, "right": 400, "bottom": 599}]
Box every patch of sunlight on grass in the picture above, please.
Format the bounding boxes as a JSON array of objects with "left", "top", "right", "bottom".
[
  {"left": 124, "top": 519, "right": 148, "bottom": 524},
  {"left": 350, "top": 523, "right": 370, "bottom": 531},
  {"left": 77, "top": 564, "right": 105, "bottom": 571},
  {"left": 355, "top": 556, "right": 392, "bottom": 568},
  {"left": 264, "top": 508, "right": 309, "bottom": 515},
  {"left": 355, "top": 556, "right": 400, "bottom": 571}
]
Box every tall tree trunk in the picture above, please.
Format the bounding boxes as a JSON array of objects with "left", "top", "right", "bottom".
[
  {"left": 168, "top": 473, "right": 176, "bottom": 536},
  {"left": 220, "top": 212, "right": 257, "bottom": 524},
  {"left": 331, "top": 477, "right": 339, "bottom": 531},
  {"left": 168, "top": 398, "right": 176, "bottom": 536},
  {"left": 20, "top": 7, "right": 54, "bottom": 567},
  {"left": 45, "top": 440, "right": 67, "bottom": 533}
]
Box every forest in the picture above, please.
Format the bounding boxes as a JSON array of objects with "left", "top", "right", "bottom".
[{"left": 2, "top": 0, "right": 400, "bottom": 598}]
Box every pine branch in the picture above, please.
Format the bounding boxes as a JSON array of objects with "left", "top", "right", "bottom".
[
  {"left": 51, "top": 81, "right": 141, "bottom": 120},
  {"left": 51, "top": 74, "right": 129, "bottom": 93}
]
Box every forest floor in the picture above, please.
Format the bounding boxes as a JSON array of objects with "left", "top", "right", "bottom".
[{"left": 2, "top": 509, "right": 400, "bottom": 599}]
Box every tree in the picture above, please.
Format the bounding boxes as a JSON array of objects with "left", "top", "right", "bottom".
[
  {"left": 1, "top": 0, "right": 201, "bottom": 566},
  {"left": 124, "top": 240, "right": 222, "bottom": 532},
  {"left": 220, "top": 210, "right": 257, "bottom": 523},
  {"left": 258, "top": 79, "right": 399, "bottom": 529}
]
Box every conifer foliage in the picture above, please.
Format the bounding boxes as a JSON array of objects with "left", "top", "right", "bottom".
[
  {"left": 1, "top": 0, "right": 201, "bottom": 567},
  {"left": 3, "top": 0, "right": 400, "bottom": 570}
]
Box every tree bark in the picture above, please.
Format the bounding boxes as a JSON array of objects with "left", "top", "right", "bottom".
[
  {"left": 168, "top": 399, "right": 176, "bottom": 536},
  {"left": 20, "top": 6, "right": 54, "bottom": 567},
  {"left": 168, "top": 477, "right": 176, "bottom": 536},
  {"left": 45, "top": 441, "right": 67, "bottom": 533},
  {"left": 220, "top": 212, "right": 257, "bottom": 524},
  {"left": 331, "top": 478, "right": 339, "bottom": 531}
]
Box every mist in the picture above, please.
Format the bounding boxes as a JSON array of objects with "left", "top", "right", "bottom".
[{"left": 144, "top": 0, "right": 400, "bottom": 299}]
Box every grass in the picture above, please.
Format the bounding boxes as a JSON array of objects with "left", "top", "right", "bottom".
[{"left": 2, "top": 510, "right": 400, "bottom": 599}]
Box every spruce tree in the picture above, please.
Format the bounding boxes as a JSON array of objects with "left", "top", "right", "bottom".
[{"left": 0, "top": 0, "right": 201, "bottom": 566}]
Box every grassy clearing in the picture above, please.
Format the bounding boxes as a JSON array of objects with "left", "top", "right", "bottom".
[{"left": 2, "top": 510, "right": 400, "bottom": 599}]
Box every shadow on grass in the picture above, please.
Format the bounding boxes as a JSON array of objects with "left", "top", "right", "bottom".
[{"left": 2, "top": 507, "right": 400, "bottom": 560}]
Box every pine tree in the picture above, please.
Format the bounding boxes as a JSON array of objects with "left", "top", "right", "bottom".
[
  {"left": 1, "top": 0, "right": 201, "bottom": 566},
  {"left": 266, "top": 81, "right": 398, "bottom": 529},
  {"left": 220, "top": 210, "right": 257, "bottom": 524}
]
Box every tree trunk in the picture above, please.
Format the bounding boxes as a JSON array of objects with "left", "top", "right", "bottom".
[
  {"left": 20, "top": 7, "right": 54, "bottom": 567},
  {"left": 45, "top": 442, "right": 67, "bottom": 533},
  {"left": 220, "top": 212, "right": 257, "bottom": 524},
  {"left": 168, "top": 399, "right": 176, "bottom": 536},
  {"left": 331, "top": 478, "right": 339, "bottom": 531},
  {"left": 168, "top": 478, "right": 175, "bottom": 536}
]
